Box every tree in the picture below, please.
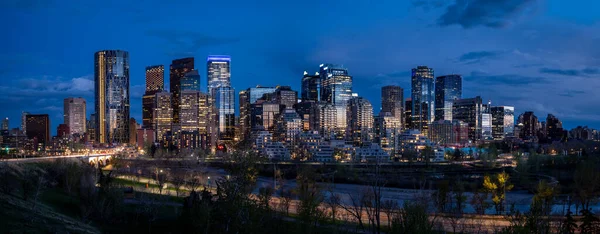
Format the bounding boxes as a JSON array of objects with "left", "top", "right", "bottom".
[
  {"left": 432, "top": 180, "right": 450, "bottom": 213},
  {"left": 559, "top": 211, "right": 577, "bottom": 234},
  {"left": 390, "top": 202, "right": 436, "bottom": 234},
  {"left": 470, "top": 188, "right": 490, "bottom": 215},
  {"left": 533, "top": 180, "right": 557, "bottom": 216},
  {"left": 422, "top": 146, "right": 434, "bottom": 167},
  {"left": 452, "top": 180, "right": 467, "bottom": 214},
  {"left": 483, "top": 171, "right": 514, "bottom": 214},
  {"left": 453, "top": 148, "right": 463, "bottom": 161},
  {"left": 573, "top": 160, "right": 600, "bottom": 211},
  {"left": 579, "top": 209, "right": 600, "bottom": 234},
  {"left": 295, "top": 166, "right": 324, "bottom": 232}
]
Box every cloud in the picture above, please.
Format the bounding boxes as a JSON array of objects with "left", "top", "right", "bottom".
[
  {"left": 539, "top": 67, "right": 600, "bottom": 77},
  {"left": 437, "top": 0, "right": 535, "bottom": 28},
  {"left": 458, "top": 50, "right": 502, "bottom": 64},
  {"left": 411, "top": 0, "right": 447, "bottom": 11},
  {"left": 465, "top": 71, "right": 548, "bottom": 86},
  {"left": 558, "top": 90, "right": 586, "bottom": 98},
  {"left": 146, "top": 29, "right": 240, "bottom": 57}
]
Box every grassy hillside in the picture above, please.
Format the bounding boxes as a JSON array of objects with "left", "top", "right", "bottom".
[{"left": 0, "top": 193, "right": 100, "bottom": 234}]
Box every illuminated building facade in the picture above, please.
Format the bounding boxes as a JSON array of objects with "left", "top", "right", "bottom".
[
  {"left": 170, "top": 57, "right": 195, "bottom": 124},
  {"left": 411, "top": 66, "right": 434, "bottom": 134},
  {"left": 64, "top": 97, "right": 86, "bottom": 135},
  {"left": 346, "top": 97, "right": 373, "bottom": 146},
  {"left": 301, "top": 71, "right": 321, "bottom": 102},
  {"left": 94, "top": 50, "right": 130, "bottom": 144},
  {"left": 452, "top": 96, "right": 483, "bottom": 142},
  {"left": 381, "top": 85, "right": 404, "bottom": 126},
  {"left": 491, "top": 106, "right": 515, "bottom": 140},
  {"left": 374, "top": 112, "right": 402, "bottom": 157},
  {"left": 320, "top": 64, "right": 352, "bottom": 137},
  {"left": 143, "top": 65, "right": 164, "bottom": 129},
  {"left": 154, "top": 92, "right": 172, "bottom": 144},
  {"left": 428, "top": 120, "right": 469, "bottom": 146},
  {"left": 239, "top": 86, "right": 276, "bottom": 141},
  {"left": 434, "top": 75, "right": 462, "bottom": 121}
]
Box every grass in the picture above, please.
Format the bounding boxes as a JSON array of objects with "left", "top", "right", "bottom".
[{"left": 0, "top": 192, "right": 100, "bottom": 234}]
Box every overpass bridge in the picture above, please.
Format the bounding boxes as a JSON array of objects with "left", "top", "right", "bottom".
[{"left": 1, "top": 154, "right": 114, "bottom": 167}]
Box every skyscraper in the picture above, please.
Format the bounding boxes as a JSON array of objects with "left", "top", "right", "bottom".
[
  {"left": 179, "top": 90, "right": 201, "bottom": 132},
  {"left": 404, "top": 99, "right": 412, "bottom": 129},
  {"left": 428, "top": 120, "right": 469, "bottom": 146},
  {"left": 207, "top": 55, "right": 234, "bottom": 141},
  {"left": 346, "top": 97, "right": 373, "bottom": 146},
  {"left": 145, "top": 65, "right": 164, "bottom": 93},
  {"left": 301, "top": 71, "right": 321, "bottom": 102},
  {"left": 181, "top": 70, "right": 201, "bottom": 91},
  {"left": 207, "top": 55, "right": 231, "bottom": 96},
  {"left": 452, "top": 96, "right": 483, "bottom": 142},
  {"left": 374, "top": 111, "right": 402, "bottom": 157},
  {"left": 64, "top": 97, "right": 86, "bottom": 135},
  {"left": 154, "top": 91, "right": 173, "bottom": 144},
  {"left": 1, "top": 117, "right": 8, "bottom": 131},
  {"left": 21, "top": 111, "right": 29, "bottom": 134},
  {"left": 435, "top": 75, "right": 462, "bottom": 121},
  {"left": 491, "top": 106, "right": 515, "bottom": 140},
  {"left": 518, "top": 111, "right": 539, "bottom": 140},
  {"left": 94, "top": 50, "right": 130, "bottom": 144},
  {"left": 170, "top": 57, "right": 195, "bottom": 124},
  {"left": 381, "top": 85, "right": 404, "bottom": 124},
  {"left": 239, "top": 86, "right": 277, "bottom": 141},
  {"left": 320, "top": 64, "right": 352, "bottom": 137},
  {"left": 411, "top": 66, "right": 434, "bottom": 133},
  {"left": 142, "top": 65, "right": 164, "bottom": 129},
  {"left": 25, "top": 114, "right": 50, "bottom": 149},
  {"left": 215, "top": 86, "right": 235, "bottom": 140},
  {"left": 319, "top": 104, "right": 337, "bottom": 139},
  {"left": 274, "top": 86, "right": 298, "bottom": 109},
  {"left": 546, "top": 114, "right": 564, "bottom": 141}
]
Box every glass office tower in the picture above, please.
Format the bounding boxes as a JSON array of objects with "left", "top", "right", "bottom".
[
  {"left": 435, "top": 75, "right": 462, "bottom": 121},
  {"left": 94, "top": 50, "right": 130, "bottom": 144},
  {"left": 411, "top": 66, "right": 434, "bottom": 134}
]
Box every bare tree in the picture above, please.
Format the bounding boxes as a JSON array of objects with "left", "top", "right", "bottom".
[{"left": 340, "top": 189, "right": 367, "bottom": 230}]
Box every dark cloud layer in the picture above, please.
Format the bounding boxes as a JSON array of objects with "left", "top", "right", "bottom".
[
  {"left": 458, "top": 51, "right": 502, "bottom": 64},
  {"left": 465, "top": 71, "right": 548, "bottom": 86},
  {"left": 438, "top": 0, "right": 535, "bottom": 28},
  {"left": 539, "top": 67, "right": 600, "bottom": 77}
]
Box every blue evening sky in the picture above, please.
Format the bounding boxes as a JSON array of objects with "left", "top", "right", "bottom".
[{"left": 1, "top": 0, "right": 599, "bottom": 134}]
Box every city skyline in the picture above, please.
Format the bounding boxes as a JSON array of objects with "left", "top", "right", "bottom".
[{"left": 2, "top": 0, "right": 600, "bottom": 134}]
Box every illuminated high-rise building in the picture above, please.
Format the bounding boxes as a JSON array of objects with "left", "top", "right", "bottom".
[
  {"left": 1, "top": 117, "right": 8, "bottom": 131},
  {"left": 428, "top": 120, "right": 469, "bottom": 146},
  {"left": 180, "top": 90, "right": 201, "bottom": 132},
  {"left": 404, "top": 99, "right": 412, "bottom": 129},
  {"left": 207, "top": 55, "right": 234, "bottom": 141},
  {"left": 435, "top": 75, "right": 462, "bottom": 121},
  {"left": 374, "top": 111, "right": 402, "bottom": 157},
  {"left": 181, "top": 70, "right": 201, "bottom": 91},
  {"left": 301, "top": 71, "right": 321, "bottom": 102},
  {"left": 154, "top": 92, "right": 173, "bottom": 144},
  {"left": 21, "top": 112, "right": 29, "bottom": 134},
  {"left": 517, "top": 111, "right": 539, "bottom": 140},
  {"left": 346, "top": 97, "right": 373, "bottom": 146},
  {"left": 319, "top": 104, "right": 337, "bottom": 139},
  {"left": 64, "top": 97, "right": 86, "bottom": 135},
  {"left": 143, "top": 65, "right": 164, "bottom": 128},
  {"left": 320, "top": 64, "right": 352, "bottom": 137},
  {"left": 274, "top": 86, "right": 298, "bottom": 109},
  {"left": 170, "top": 57, "right": 195, "bottom": 124},
  {"left": 215, "top": 86, "right": 235, "bottom": 140},
  {"left": 94, "top": 50, "right": 130, "bottom": 144},
  {"left": 452, "top": 96, "right": 483, "bottom": 142},
  {"left": 545, "top": 114, "right": 564, "bottom": 141},
  {"left": 207, "top": 55, "right": 231, "bottom": 96},
  {"left": 491, "top": 106, "right": 515, "bottom": 140},
  {"left": 381, "top": 85, "right": 404, "bottom": 125},
  {"left": 239, "top": 86, "right": 277, "bottom": 141},
  {"left": 145, "top": 65, "right": 164, "bottom": 93},
  {"left": 411, "top": 66, "right": 434, "bottom": 134}
]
